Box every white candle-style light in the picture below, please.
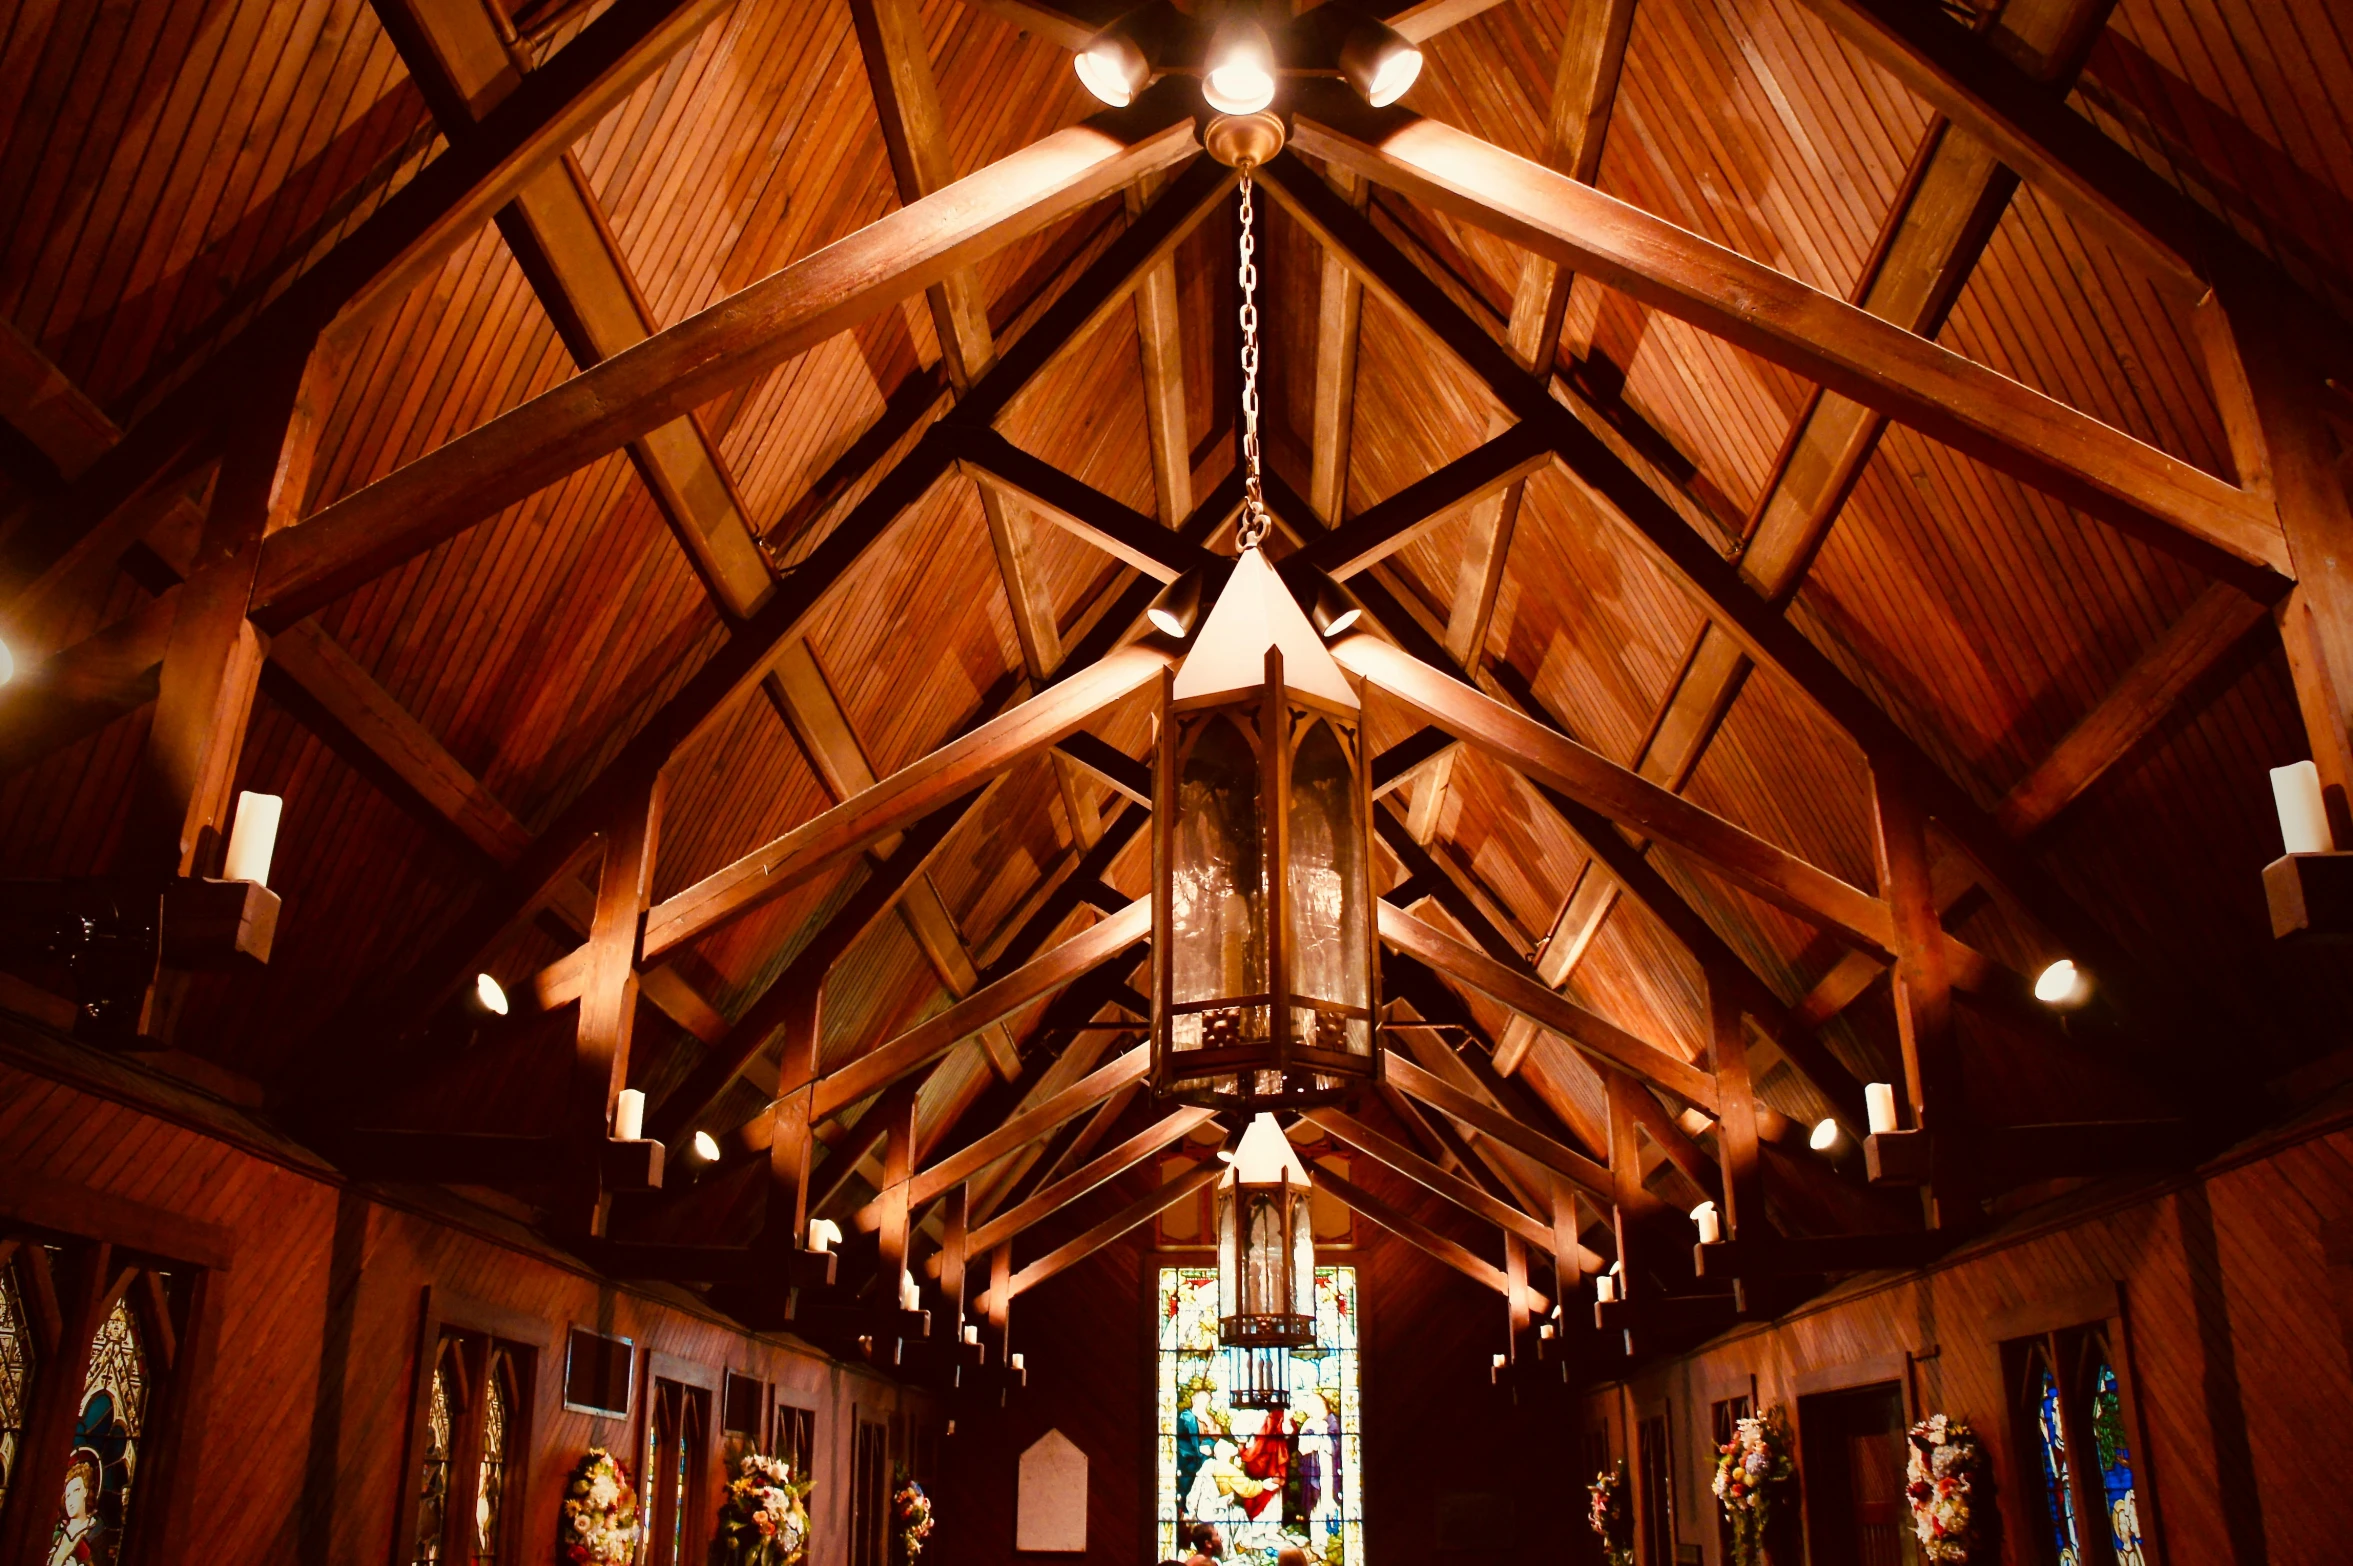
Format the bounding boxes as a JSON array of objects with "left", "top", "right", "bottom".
[
  {"left": 1595, "top": 1274, "right": 1616, "bottom": 1303},
  {"left": 807, "top": 1218, "right": 842, "bottom": 1254},
  {"left": 2271, "top": 760, "right": 2334, "bottom": 854},
  {"left": 1539, "top": 1323, "right": 1556, "bottom": 1340},
  {"left": 1010, "top": 1352, "right": 1026, "bottom": 1373},
  {"left": 613, "top": 1089, "right": 646, "bottom": 1141},
  {"left": 962, "top": 1324, "right": 980, "bottom": 1346},
  {"left": 1865, "top": 1082, "right": 1899, "bottom": 1136},
  {"left": 223, "top": 791, "right": 283, "bottom": 886},
  {"left": 1491, "top": 1352, "right": 1508, "bottom": 1371},
  {"left": 0, "top": 636, "right": 13, "bottom": 686},
  {"left": 1690, "top": 1201, "right": 1722, "bottom": 1245},
  {"left": 900, "top": 1271, "right": 921, "bottom": 1312}
]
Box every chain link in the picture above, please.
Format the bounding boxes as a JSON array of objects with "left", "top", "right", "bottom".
[{"left": 1235, "top": 168, "right": 1271, "bottom": 550}]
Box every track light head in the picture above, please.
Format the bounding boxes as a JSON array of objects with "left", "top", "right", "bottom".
[
  {"left": 1074, "top": 13, "right": 1155, "bottom": 106},
  {"left": 1339, "top": 16, "right": 1421, "bottom": 106}
]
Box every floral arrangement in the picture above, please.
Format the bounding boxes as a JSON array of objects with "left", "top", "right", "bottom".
[
  {"left": 560, "top": 1448, "right": 641, "bottom": 1565},
  {"left": 890, "top": 1467, "right": 934, "bottom": 1565},
  {"left": 714, "top": 1453, "right": 813, "bottom": 1566},
  {"left": 1712, "top": 1407, "right": 1795, "bottom": 1566},
  {"left": 1585, "top": 1463, "right": 1635, "bottom": 1566},
  {"left": 1905, "top": 1414, "right": 1985, "bottom": 1562}
]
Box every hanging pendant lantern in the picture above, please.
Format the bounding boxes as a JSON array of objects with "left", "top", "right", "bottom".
[
  {"left": 1149, "top": 170, "right": 1378, "bottom": 1114},
  {"left": 1215, "top": 1114, "right": 1320, "bottom": 1366}
]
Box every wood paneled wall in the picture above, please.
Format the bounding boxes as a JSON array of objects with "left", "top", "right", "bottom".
[
  {"left": 0, "top": 1021, "right": 933, "bottom": 1566},
  {"left": 1582, "top": 1106, "right": 2353, "bottom": 1566}
]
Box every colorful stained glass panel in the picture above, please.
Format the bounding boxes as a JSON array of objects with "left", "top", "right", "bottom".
[
  {"left": 1156, "top": 1265, "right": 1362, "bottom": 1566},
  {"left": 52, "top": 1296, "right": 149, "bottom": 1566},
  {"left": 2033, "top": 1363, "right": 2080, "bottom": 1566},
  {"left": 2090, "top": 1361, "right": 2147, "bottom": 1566}
]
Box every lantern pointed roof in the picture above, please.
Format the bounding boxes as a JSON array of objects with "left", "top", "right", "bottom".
[
  {"left": 1170, "top": 546, "right": 1359, "bottom": 709},
  {"left": 1223, "top": 1112, "right": 1314, "bottom": 1186}
]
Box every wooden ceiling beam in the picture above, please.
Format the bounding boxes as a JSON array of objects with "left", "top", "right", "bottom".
[
  {"left": 1281, "top": 94, "right": 2290, "bottom": 581},
  {"left": 1302, "top": 1106, "right": 1565, "bottom": 1256},
  {"left": 1291, "top": 423, "right": 1550, "bottom": 580},
  {"left": 951, "top": 428, "right": 1217, "bottom": 581},
  {"left": 888, "top": 1045, "right": 1149, "bottom": 1216},
  {"left": 1378, "top": 901, "right": 1720, "bottom": 1112},
  {"left": 2, "top": 0, "right": 734, "bottom": 627},
  {"left": 963, "top": 1103, "right": 1215, "bottom": 1257},
  {"left": 375, "top": 0, "right": 772, "bottom": 617},
  {"left": 1380, "top": 1052, "right": 1612, "bottom": 1203},
  {"left": 1311, "top": 1167, "right": 1546, "bottom": 1313},
  {"left": 1125, "top": 174, "right": 1194, "bottom": 528},
  {"left": 975, "top": 1160, "right": 1223, "bottom": 1315},
  {"left": 644, "top": 643, "right": 1171, "bottom": 961},
  {"left": 812, "top": 898, "right": 1148, "bottom": 1117},
  {"left": 246, "top": 87, "right": 1202, "bottom": 627}
]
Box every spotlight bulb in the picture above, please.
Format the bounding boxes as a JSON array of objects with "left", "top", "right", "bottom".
[
  {"left": 474, "top": 972, "right": 509, "bottom": 1015},
  {"left": 1146, "top": 567, "right": 1206, "bottom": 639},
  {"left": 1809, "top": 1116, "right": 1839, "bottom": 1152},
  {"left": 1074, "top": 32, "right": 1149, "bottom": 107},
  {"left": 691, "top": 1129, "right": 721, "bottom": 1161},
  {"left": 2033, "top": 957, "right": 2087, "bottom": 1007},
  {"left": 1203, "top": 19, "right": 1276, "bottom": 115},
  {"left": 1340, "top": 16, "right": 1422, "bottom": 108}
]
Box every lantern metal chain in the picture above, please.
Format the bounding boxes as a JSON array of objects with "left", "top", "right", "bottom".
[{"left": 1235, "top": 167, "right": 1271, "bottom": 550}]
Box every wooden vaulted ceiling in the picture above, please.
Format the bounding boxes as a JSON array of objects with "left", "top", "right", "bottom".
[{"left": 3, "top": 0, "right": 2351, "bottom": 1319}]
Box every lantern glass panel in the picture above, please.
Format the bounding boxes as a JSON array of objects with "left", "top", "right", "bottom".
[
  {"left": 1286, "top": 716, "right": 1370, "bottom": 1067},
  {"left": 1169, "top": 715, "right": 1267, "bottom": 1071},
  {"left": 1243, "top": 1189, "right": 1291, "bottom": 1317}
]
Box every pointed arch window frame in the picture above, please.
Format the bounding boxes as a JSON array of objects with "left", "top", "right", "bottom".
[
  {"left": 0, "top": 1179, "right": 231, "bottom": 1565},
  {"left": 395, "top": 1287, "right": 548, "bottom": 1566},
  {"left": 1994, "top": 1286, "right": 2163, "bottom": 1566}
]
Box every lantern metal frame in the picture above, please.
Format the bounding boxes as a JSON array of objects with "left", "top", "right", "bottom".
[
  {"left": 1150, "top": 642, "right": 1382, "bottom": 1113},
  {"left": 1215, "top": 1153, "right": 1318, "bottom": 1353}
]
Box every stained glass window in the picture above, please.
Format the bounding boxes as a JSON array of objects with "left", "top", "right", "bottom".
[
  {"left": 2089, "top": 1360, "right": 2147, "bottom": 1566},
  {"left": 474, "top": 1352, "right": 511, "bottom": 1564},
  {"left": 2032, "top": 1360, "right": 2080, "bottom": 1566},
  {"left": 0, "top": 1258, "right": 33, "bottom": 1518},
  {"left": 1156, "top": 1264, "right": 1362, "bottom": 1566},
  {"left": 415, "top": 1345, "right": 459, "bottom": 1565},
  {"left": 51, "top": 1296, "right": 150, "bottom": 1566}
]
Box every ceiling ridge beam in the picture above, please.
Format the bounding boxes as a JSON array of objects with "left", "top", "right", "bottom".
[{"left": 962, "top": 1103, "right": 1214, "bottom": 1257}]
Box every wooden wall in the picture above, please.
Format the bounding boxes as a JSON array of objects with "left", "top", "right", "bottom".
[
  {"left": 1580, "top": 1103, "right": 2353, "bottom": 1566},
  {"left": 0, "top": 1019, "right": 934, "bottom": 1566}
]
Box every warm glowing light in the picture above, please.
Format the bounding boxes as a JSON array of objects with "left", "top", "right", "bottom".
[
  {"left": 691, "top": 1129, "right": 721, "bottom": 1161},
  {"left": 1075, "top": 41, "right": 1139, "bottom": 105},
  {"left": 807, "top": 1217, "right": 842, "bottom": 1254},
  {"left": 223, "top": 790, "right": 283, "bottom": 886},
  {"left": 1809, "top": 1116, "right": 1839, "bottom": 1152},
  {"left": 474, "top": 972, "right": 509, "bottom": 1015},
  {"left": 1202, "top": 20, "right": 1275, "bottom": 115},
  {"left": 2034, "top": 957, "right": 2087, "bottom": 1007},
  {"left": 1365, "top": 45, "right": 1421, "bottom": 105}
]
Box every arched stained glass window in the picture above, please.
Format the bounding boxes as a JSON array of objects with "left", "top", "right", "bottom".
[
  {"left": 0, "top": 1257, "right": 34, "bottom": 1518},
  {"left": 2088, "top": 1358, "right": 2148, "bottom": 1566},
  {"left": 415, "top": 1342, "right": 462, "bottom": 1565},
  {"left": 2032, "top": 1357, "right": 2080, "bottom": 1566},
  {"left": 52, "top": 1295, "right": 151, "bottom": 1566},
  {"left": 474, "top": 1351, "right": 512, "bottom": 1564}
]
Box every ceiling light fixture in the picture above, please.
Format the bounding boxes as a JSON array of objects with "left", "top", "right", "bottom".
[
  {"left": 1809, "top": 1116, "right": 1839, "bottom": 1152},
  {"left": 474, "top": 972, "right": 509, "bottom": 1015},
  {"left": 691, "top": 1129, "right": 721, "bottom": 1161},
  {"left": 2033, "top": 957, "right": 2088, "bottom": 1008},
  {"left": 1202, "top": 15, "right": 1276, "bottom": 114},
  {"left": 1074, "top": 12, "right": 1156, "bottom": 106},
  {"left": 1339, "top": 16, "right": 1421, "bottom": 106},
  {"left": 1147, "top": 566, "right": 1207, "bottom": 639}
]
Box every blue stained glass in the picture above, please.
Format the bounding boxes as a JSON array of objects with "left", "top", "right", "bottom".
[
  {"left": 2090, "top": 1363, "right": 2147, "bottom": 1566},
  {"left": 2034, "top": 1364, "right": 2080, "bottom": 1566},
  {"left": 1157, "top": 1265, "right": 1361, "bottom": 1566}
]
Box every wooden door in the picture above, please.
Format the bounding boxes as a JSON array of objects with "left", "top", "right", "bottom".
[{"left": 1798, "top": 1383, "right": 1915, "bottom": 1566}]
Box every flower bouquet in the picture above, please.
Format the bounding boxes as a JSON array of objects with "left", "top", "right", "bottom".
[
  {"left": 1586, "top": 1463, "right": 1635, "bottom": 1566},
  {"left": 1905, "top": 1414, "right": 1985, "bottom": 1562},
  {"left": 714, "top": 1453, "right": 813, "bottom": 1566},
  {"left": 1712, "top": 1408, "right": 1794, "bottom": 1566},
  {"left": 561, "top": 1448, "right": 641, "bottom": 1565},
  {"left": 890, "top": 1468, "right": 935, "bottom": 1565}
]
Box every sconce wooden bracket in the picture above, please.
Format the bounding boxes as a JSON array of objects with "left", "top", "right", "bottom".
[{"left": 2264, "top": 851, "right": 2353, "bottom": 941}]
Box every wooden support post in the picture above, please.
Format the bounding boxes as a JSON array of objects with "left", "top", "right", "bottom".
[
  {"left": 1706, "top": 969, "right": 1764, "bottom": 1244},
  {"left": 1870, "top": 769, "right": 1969, "bottom": 1227},
  {"left": 1504, "top": 1231, "right": 1532, "bottom": 1355},
  {"left": 760, "top": 987, "right": 823, "bottom": 1259},
  {"left": 1606, "top": 1070, "right": 1667, "bottom": 1297},
  {"left": 1308, "top": 168, "right": 1369, "bottom": 525},
  {"left": 2203, "top": 283, "right": 2353, "bottom": 844},
  {"left": 940, "top": 1183, "right": 970, "bottom": 1323},
  {"left": 987, "top": 1240, "right": 1012, "bottom": 1346},
  {"left": 1547, "top": 1178, "right": 1584, "bottom": 1352},
  {"left": 876, "top": 1088, "right": 919, "bottom": 1309},
  {"left": 568, "top": 776, "right": 664, "bottom": 1235}
]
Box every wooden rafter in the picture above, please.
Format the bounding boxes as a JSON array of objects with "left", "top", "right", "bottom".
[{"left": 1311, "top": 1167, "right": 1547, "bottom": 1314}]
